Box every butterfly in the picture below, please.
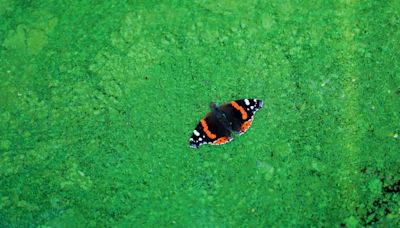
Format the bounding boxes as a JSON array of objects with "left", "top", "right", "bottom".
[{"left": 189, "top": 99, "right": 263, "bottom": 148}]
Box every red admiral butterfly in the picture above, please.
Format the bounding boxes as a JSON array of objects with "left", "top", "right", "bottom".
[{"left": 190, "top": 99, "right": 263, "bottom": 148}]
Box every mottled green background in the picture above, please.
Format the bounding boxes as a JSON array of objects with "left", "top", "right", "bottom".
[{"left": 1, "top": 0, "right": 399, "bottom": 227}]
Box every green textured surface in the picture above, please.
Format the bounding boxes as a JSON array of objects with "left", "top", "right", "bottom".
[{"left": 1, "top": 0, "right": 400, "bottom": 227}]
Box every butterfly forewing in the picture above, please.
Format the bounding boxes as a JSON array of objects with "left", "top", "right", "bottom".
[
  {"left": 189, "top": 112, "right": 232, "bottom": 148},
  {"left": 220, "top": 99, "right": 263, "bottom": 134}
]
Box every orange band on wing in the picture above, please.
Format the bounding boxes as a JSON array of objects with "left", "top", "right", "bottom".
[
  {"left": 230, "top": 101, "right": 248, "bottom": 120},
  {"left": 201, "top": 119, "right": 217, "bottom": 139},
  {"left": 212, "top": 137, "right": 231, "bottom": 145},
  {"left": 241, "top": 118, "right": 253, "bottom": 133}
]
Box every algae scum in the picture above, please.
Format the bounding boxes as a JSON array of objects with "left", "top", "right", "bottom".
[{"left": 1, "top": 0, "right": 399, "bottom": 227}]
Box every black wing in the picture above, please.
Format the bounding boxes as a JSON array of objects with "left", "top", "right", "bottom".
[
  {"left": 189, "top": 112, "right": 233, "bottom": 149},
  {"left": 219, "top": 99, "right": 263, "bottom": 135}
]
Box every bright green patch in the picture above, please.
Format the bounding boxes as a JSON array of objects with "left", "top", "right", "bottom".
[{"left": 1, "top": 0, "right": 399, "bottom": 227}]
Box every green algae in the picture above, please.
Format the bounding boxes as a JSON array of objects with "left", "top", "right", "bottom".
[{"left": 1, "top": 0, "right": 399, "bottom": 227}]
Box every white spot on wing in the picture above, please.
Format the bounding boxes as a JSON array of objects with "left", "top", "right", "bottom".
[
  {"left": 244, "top": 99, "right": 250, "bottom": 106},
  {"left": 193, "top": 130, "right": 200, "bottom": 136},
  {"left": 199, "top": 137, "right": 203, "bottom": 141},
  {"left": 250, "top": 106, "right": 254, "bottom": 110}
]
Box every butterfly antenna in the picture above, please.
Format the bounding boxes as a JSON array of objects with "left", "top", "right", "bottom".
[{"left": 209, "top": 102, "right": 218, "bottom": 111}]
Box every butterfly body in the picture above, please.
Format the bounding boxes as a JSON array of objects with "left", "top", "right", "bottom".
[{"left": 189, "top": 99, "right": 263, "bottom": 148}]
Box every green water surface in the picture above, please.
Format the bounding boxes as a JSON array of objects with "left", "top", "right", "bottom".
[{"left": 1, "top": 0, "right": 399, "bottom": 227}]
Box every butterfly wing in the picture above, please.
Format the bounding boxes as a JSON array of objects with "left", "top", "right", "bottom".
[
  {"left": 189, "top": 111, "right": 233, "bottom": 149},
  {"left": 219, "top": 99, "right": 263, "bottom": 135}
]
